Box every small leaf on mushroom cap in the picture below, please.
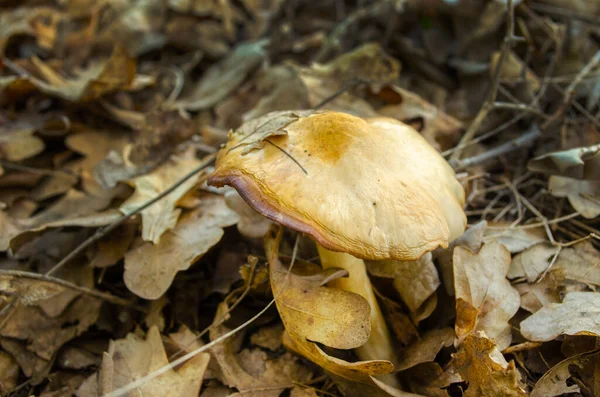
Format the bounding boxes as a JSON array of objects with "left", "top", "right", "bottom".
[{"left": 209, "top": 110, "right": 466, "bottom": 261}]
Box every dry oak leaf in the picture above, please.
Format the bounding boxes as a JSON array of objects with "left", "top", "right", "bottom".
[
  {"left": 507, "top": 243, "right": 559, "bottom": 282},
  {"left": 453, "top": 241, "right": 520, "bottom": 350},
  {"left": 528, "top": 143, "right": 600, "bottom": 180},
  {"left": 124, "top": 193, "right": 239, "bottom": 299},
  {"left": 366, "top": 252, "right": 440, "bottom": 319},
  {"left": 377, "top": 85, "right": 463, "bottom": 151},
  {"left": 175, "top": 40, "right": 267, "bottom": 111},
  {"left": 0, "top": 295, "right": 101, "bottom": 360},
  {"left": 0, "top": 115, "right": 45, "bottom": 161},
  {"left": 76, "top": 326, "right": 206, "bottom": 397},
  {"left": 448, "top": 333, "right": 527, "bottom": 397},
  {"left": 530, "top": 349, "right": 600, "bottom": 397},
  {"left": 265, "top": 227, "right": 395, "bottom": 387},
  {"left": 24, "top": 44, "right": 136, "bottom": 102},
  {"left": 209, "top": 302, "right": 312, "bottom": 397},
  {"left": 548, "top": 175, "right": 600, "bottom": 219},
  {"left": 0, "top": 350, "right": 19, "bottom": 395},
  {"left": 434, "top": 220, "right": 486, "bottom": 296},
  {"left": 484, "top": 222, "right": 546, "bottom": 253},
  {"left": 1, "top": 338, "right": 51, "bottom": 383},
  {"left": 242, "top": 65, "right": 310, "bottom": 122},
  {"left": 553, "top": 241, "right": 600, "bottom": 286},
  {"left": 514, "top": 269, "right": 563, "bottom": 313},
  {"left": 520, "top": 291, "right": 600, "bottom": 341},
  {"left": 119, "top": 149, "right": 209, "bottom": 244},
  {"left": 395, "top": 328, "right": 455, "bottom": 372}
]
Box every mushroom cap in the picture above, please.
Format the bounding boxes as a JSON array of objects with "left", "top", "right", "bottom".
[{"left": 208, "top": 110, "right": 466, "bottom": 260}]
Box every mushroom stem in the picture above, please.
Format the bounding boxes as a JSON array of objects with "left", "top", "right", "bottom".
[{"left": 316, "top": 244, "right": 398, "bottom": 367}]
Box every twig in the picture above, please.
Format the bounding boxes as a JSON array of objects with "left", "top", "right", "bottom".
[
  {"left": 493, "top": 102, "right": 548, "bottom": 118},
  {"left": 313, "top": 78, "right": 365, "bottom": 110},
  {"left": 450, "top": 0, "right": 518, "bottom": 161},
  {"left": 265, "top": 140, "right": 308, "bottom": 175},
  {"left": 486, "top": 212, "right": 580, "bottom": 230},
  {"left": 45, "top": 153, "right": 216, "bottom": 276},
  {"left": 0, "top": 161, "right": 75, "bottom": 178},
  {"left": 543, "top": 50, "right": 600, "bottom": 129},
  {"left": 0, "top": 270, "right": 146, "bottom": 312},
  {"left": 503, "top": 341, "right": 543, "bottom": 355},
  {"left": 104, "top": 229, "right": 300, "bottom": 397},
  {"left": 530, "top": 2, "right": 600, "bottom": 26},
  {"left": 451, "top": 125, "right": 540, "bottom": 170}
]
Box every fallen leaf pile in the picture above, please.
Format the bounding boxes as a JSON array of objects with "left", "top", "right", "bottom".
[{"left": 1, "top": 1, "right": 600, "bottom": 396}]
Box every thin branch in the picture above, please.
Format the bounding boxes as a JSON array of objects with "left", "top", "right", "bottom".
[
  {"left": 313, "top": 78, "right": 365, "bottom": 110},
  {"left": 451, "top": 125, "right": 540, "bottom": 170},
  {"left": 543, "top": 50, "right": 600, "bottom": 129},
  {"left": 530, "top": 2, "right": 600, "bottom": 26},
  {"left": 0, "top": 270, "right": 146, "bottom": 312},
  {"left": 45, "top": 153, "right": 216, "bottom": 276},
  {"left": 450, "top": 0, "right": 518, "bottom": 161},
  {"left": 0, "top": 161, "right": 76, "bottom": 178},
  {"left": 265, "top": 140, "right": 308, "bottom": 175}
]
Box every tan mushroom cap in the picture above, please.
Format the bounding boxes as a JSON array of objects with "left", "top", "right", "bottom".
[{"left": 208, "top": 110, "right": 466, "bottom": 261}]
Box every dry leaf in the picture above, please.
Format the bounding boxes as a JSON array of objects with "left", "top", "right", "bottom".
[
  {"left": 290, "top": 387, "right": 319, "bottom": 397},
  {"left": 528, "top": 143, "right": 600, "bottom": 180},
  {"left": 366, "top": 253, "right": 440, "bottom": 320},
  {"left": 375, "top": 290, "right": 419, "bottom": 346},
  {"left": 531, "top": 349, "right": 600, "bottom": 397},
  {"left": 548, "top": 175, "right": 600, "bottom": 219},
  {"left": 491, "top": 50, "right": 540, "bottom": 99},
  {"left": 0, "top": 210, "right": 21, "bottom": 251},
  {"left": 90, "top": 223, "right": 136, "bottom": 268},
  {"left": 23, "top": 189, "right": 118, "bottom": 230},
  {"left": 396, "top": 328, "right": 455, "bottom": 372},
  {"left": 175, "top": 41, "right": 267, "bottom": 111},
  {"left": 0, "top": 116, "right": 45, "bottom": 161},
  {"left": 1, "top": 338, "right": 51, "bottom": 383},
  {"left": 22, "top": 45, "right": 136, "bottom": 102},
  {"left": 453, "top": 241, "right": 520, "bottom": 350},
  {"left": 265, "top": 227, "right": 395, "bottom": 387},
  {"left": 243, "top": 65, "right": 310, "bottom": 121},
  {"left": 484, "top": 223, "right": 547, "bottom": 253},
  {"left": 268, "top": 237, "right": 371, "bottom": 350},
  {"left": 507, "top": 243, "right": 559, "bottom": 282},
  {"left": 0, "top": 350, "right": 19, "bottom": 395},
  {"left": 76, "top": 326, "right": 206, "bottom": 397},
  {"left": 311, "top": 43, "right": 401, "bottom": 91},
  {"left": 448, "top": 332, "right": 527, "bottom": 397},
  {"left": 0, "top": 295, "right": 101, "bottom": 360},
  {"left": 514, "top": 269, "right": 563, "bottom": 313},
  {"left": 434, "top": 221, "right": 486, "bottom": 296},
  {"left": 377, "top": 85, "right": 463, "bottom": 150},
  {"left": 250, "top": 323, "right": 284, "bottom": 351},
  {"left": 554, "top": 241, "right": 600, "bottom": 286},
  {"left": 167, "top": 325, "right": 210, "bottom": 379},
  {"left": 120, "top": 149, "right": 208, "bottom": 244},
  {"left": 56, "top": 346, "right": 100, "bottom": 370},
  {"left": 209, "top": 302, "right": 312, "bottom": 396},
  {"left": 124, "top": 193, "right": 239, "bottom": 299},
  {"left": 520, "top": 291, "right": 600, "bottom": 341}
]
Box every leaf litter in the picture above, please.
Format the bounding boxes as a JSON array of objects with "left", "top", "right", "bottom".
[{"left": 1, "top": 1, "right": 600, "bottom": 396}]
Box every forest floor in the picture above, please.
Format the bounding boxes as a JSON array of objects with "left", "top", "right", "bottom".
[{"left": 1, "top": 1, "right": 600, "bottom": 396}]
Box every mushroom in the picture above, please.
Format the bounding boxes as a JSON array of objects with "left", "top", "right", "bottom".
[{"left": 208, "top": 110, "right": 466, "bottom": 367}]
